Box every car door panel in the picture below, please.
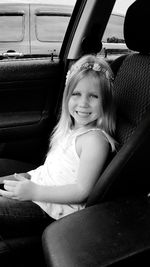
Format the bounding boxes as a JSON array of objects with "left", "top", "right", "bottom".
[{"left": 0, "top": 58, "right": 61, "bottom": 164}]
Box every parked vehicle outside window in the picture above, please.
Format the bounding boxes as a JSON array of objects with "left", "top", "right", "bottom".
[
  {"left": 0, "top": 0, "right": 75, "bottom": 58},
  {"left": 0, "top": 0, "right": 135, "bottom": 60}
]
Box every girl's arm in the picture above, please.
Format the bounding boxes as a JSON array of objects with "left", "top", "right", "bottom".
[{"left": 0, "top": 131, "right": 109, "bottom": 203}]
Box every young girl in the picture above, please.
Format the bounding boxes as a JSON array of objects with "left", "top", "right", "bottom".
[{"left": 0, "top": 54, "right": 116, "bottom": 240}]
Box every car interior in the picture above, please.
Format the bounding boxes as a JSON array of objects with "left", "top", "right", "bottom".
[
  {"left": 42, "top": 0, "right": 150, "bottom": 266},
  {"left": 0, "top": 0, "right": 150, "bottom": 266}
]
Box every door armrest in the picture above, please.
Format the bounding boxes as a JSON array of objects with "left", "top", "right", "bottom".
[{"left": 42, "top": 196, "right": 150, "bottom": 266}]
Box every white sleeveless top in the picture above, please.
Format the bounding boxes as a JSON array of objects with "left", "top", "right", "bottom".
[{"left": 28, "top": 128, "right": 115, "bottom": 220}]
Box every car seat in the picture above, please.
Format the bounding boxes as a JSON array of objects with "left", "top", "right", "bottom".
[
  {"left": 42, "top": 1, "right": 150, "bottom": 266},
  {"left": 86, "top": 0, "right": 150, "bottom": 206}
]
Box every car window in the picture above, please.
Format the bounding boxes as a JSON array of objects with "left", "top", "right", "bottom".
[
  {"left": 0, "top": 11, "right": 24, "bottom": 42},
  {"left": 100, "top": 0, "right": 135, "bottom": 61},
  {"left": 36, "top": 13, "right": 71, "bottom": 42},
  {"left": 0, "top": 0, "right": 77, "bottom": 59}
]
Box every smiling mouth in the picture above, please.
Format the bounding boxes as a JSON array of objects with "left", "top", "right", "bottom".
[{"left": 76, "top": 111, "right": 91, "bottom": 117}]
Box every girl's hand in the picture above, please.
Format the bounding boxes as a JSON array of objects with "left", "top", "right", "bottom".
[{"left": 0, "top": 174, "right": 37, "bottom": 201}]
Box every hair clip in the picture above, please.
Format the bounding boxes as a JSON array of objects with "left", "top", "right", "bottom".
[{"left": 66, "top": 62, "right": 114, "bottom": 85}]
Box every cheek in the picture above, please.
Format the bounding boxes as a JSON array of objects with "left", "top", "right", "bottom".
[
  {"left": 93, "top": 105, "right": 102, "bottom": 119},
  {"left": 97, "top": 104, "right": 102, "bottom": 114},
  {"left": 93, "top": 100, "right": 101, "bottom": 113}
]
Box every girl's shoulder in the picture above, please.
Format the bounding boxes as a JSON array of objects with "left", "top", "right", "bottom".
[
  {"left": 75, "top": 128, "right": 109, "bottom": 158},
  {"left": 79, "top": 128, "right": 109, "bottom": 146},
  {"left": 75, "top": 127, "right": 116, "bottom": 153},
  {"left": 76, "top": 128, "right": 108, "bottom": 141}
]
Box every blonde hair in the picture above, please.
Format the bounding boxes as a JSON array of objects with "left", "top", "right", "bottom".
[{"left": 50, "top": 54, "right": 116, "bottom": 149}]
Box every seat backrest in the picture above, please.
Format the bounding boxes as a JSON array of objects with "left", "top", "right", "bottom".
[
  {"left": 87, "top": 0, "right": 150, "bottom": 206},
  {"left": 114, "top": 53, "right": 150, "bottom": 146}
]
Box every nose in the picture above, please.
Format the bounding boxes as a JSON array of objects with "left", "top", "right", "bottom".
[{"left": 78, "top": 95, "right": 89, "bottom": 107}]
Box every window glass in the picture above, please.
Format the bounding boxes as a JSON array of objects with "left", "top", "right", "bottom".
[
  {"left": 0, "top": 0, "right": 76, "bottom": 57},
  {"left": 0, "top": 14, "right": 24, "bottom": 42},
  {"left": 102, "top": 13, "right": 124, "bottom": 43},
  {"left": 101, "top": 0, "right": 135, "bottom": 61},
  {"left": 36, "top": 13, "right": 71, "bottom": 42}
]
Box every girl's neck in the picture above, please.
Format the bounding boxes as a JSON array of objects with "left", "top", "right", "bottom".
[{"left": 71, "top": 124, "right": 97, "bottom": 132}]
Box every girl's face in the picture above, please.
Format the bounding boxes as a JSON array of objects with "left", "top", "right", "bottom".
[{"left": 68, "top": 75, "right": 102, "bottom": 129}]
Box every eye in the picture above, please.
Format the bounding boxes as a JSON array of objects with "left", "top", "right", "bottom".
[
  {"left": 89, "top": 94, "right": 98, "bottom": 99},
  {"left": 72, "top": 91, "right": 81, "bottom": 96}
]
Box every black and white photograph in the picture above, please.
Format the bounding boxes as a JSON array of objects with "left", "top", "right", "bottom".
[{"left": 0, "top": 0, "right": 150, "bottom": 266}]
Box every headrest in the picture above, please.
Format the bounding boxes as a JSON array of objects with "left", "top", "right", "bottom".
[{"left": 124, "top": 0, "right": 150, "bottom": 53}]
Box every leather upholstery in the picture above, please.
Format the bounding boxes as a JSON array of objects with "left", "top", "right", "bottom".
[{"left": 43, "top": 196, "right": 150, "bottom": 267}]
